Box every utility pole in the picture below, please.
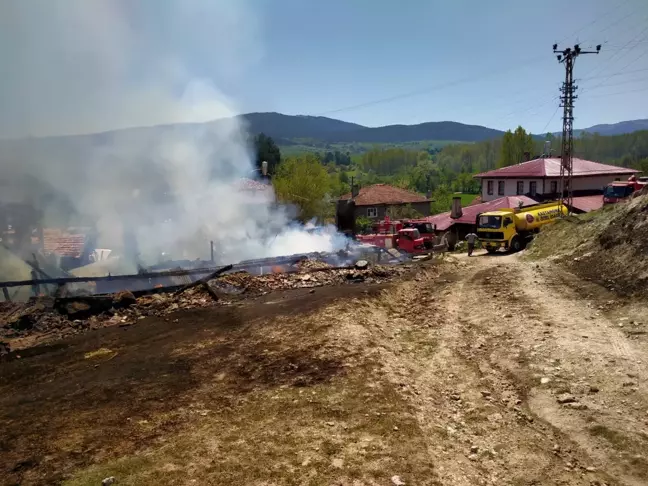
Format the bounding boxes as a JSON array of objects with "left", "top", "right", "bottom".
[{"left": 553, "top": 43, "right": 600, "bottom": 214}]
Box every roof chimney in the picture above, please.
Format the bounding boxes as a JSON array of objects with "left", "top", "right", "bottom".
[
  {"left": 450, "top": 196, "right": 463, "bottom": 219},
  {"left": 542, "top": 140, "right": 552, "bottom": 158},
  {"left": 523, "top": 151, "right": 531, "bottom": 162}
]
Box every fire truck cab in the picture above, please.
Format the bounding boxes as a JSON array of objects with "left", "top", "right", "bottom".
[{"left": 603, "top": 175, "right": 646, "bottom": 205}]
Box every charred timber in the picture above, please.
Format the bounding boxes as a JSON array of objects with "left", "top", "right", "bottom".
[{"left": 0, "top": 265, "right": 233, "bottom": 288}]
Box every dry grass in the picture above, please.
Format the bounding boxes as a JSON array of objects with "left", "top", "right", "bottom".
[{"left": 83, "top": 348, "right": 114, "bottom": 360}]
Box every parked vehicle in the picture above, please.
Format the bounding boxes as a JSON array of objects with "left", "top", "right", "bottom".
[
  {"left": 363, "top": 217, "right": 436, "bottom": 247},
  {"left": 476, "top": 201, "right": 567, "bottom": 253},
  {"left": 356, "top": 226, "right": 429, "bottom": 254},
  {"left": 603, "top": 176, "right": 646, "bottom": 205}
]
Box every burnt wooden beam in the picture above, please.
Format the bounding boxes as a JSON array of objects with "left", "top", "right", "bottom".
[{"left": 0, "top": 265, "right": 232, "bottom": 288}]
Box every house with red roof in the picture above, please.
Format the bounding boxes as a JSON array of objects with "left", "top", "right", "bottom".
[
  {"left": 474, "top": 157, "right": 638, "bottom": 204},
  {"left": 339, "top": 184, "right": 431, "bottom": 221}
]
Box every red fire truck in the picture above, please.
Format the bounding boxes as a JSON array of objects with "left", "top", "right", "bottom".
[
  {"left": 603, "top": 175, "right": 647, "bottom": 205},
  {"left": 356, "top": 217, "right": 435, "bottom": 254}
]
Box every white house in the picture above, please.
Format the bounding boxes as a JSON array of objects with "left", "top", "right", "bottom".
[{"left": 474, "top": 157, "right": 638, "bottom": 203}]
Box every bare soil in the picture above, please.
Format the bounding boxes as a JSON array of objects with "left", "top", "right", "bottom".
[
  {"left": 1, "top": 252, "right": 647, "bottom": 485},
  {"left": 530, "top": 195, "right": 648, "bottom": 299}
]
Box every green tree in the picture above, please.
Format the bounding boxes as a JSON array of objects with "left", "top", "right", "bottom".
[
  {"left": 497, "top": 126, "right": 534, "bottom": 167},
  {"left": 452, "top": 172, "right": 478, "bottom": 193},
  {"left": 254, "top": 133, "right": 281, "bottom": 175},
  {"left": 430, "top": 184, "right": 452, "bottom": 215},
  {"left": 355, "top": 216, "right": 373, "bottom": 234},
  {"left": 360, "top": 147, "right": 419, "bottom": 175},
  {"left": 273, "top": 154, "right": 331, "bottom": 222},
  {"left": 512, "top": 126, "right": 534, "bottom": 163},
  {"left": 498, "top": 130, "right": 515, "bottom": 168}
]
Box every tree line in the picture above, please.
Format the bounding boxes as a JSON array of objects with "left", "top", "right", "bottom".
[{"left": 254, "top": 128, "right": 648, "bottom": 222}]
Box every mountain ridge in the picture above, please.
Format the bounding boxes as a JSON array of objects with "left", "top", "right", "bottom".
[{"left": 3, "top": 113, "right": 646, "bottom": 148}]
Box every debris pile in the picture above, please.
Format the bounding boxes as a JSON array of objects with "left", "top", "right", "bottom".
[
  {"left": 295, "top": 258, "right": 333, "bottom": 272},
  {"left": 1, "top": 261, "right": 411, "bottom": 350}
]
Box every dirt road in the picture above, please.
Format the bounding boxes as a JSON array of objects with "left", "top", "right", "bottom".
[{"left": 2, "top": 253, "right": 647, "bottom": 485}]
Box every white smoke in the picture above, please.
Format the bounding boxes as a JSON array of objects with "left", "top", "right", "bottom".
[{"left": 0, "top": 0, "right": 349, "bottom": 271}]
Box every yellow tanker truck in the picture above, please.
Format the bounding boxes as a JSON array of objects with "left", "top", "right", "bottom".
[{"left": 476, "top": 201, "right": 567, "bottom": 253}]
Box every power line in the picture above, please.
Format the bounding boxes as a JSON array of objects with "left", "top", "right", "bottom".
[
  {"left": 540, "top": 104, "right": 562, "bottom": 135},
  {"left": 587, "top": 85, "right": 648, "bottom": 98},
  {"left": 309, "top": 3, "right": 641, "bottom": 118},
  {"left": 579, "top": 20, "right": 648, "bottom": 84},
  {"left": 312, "top": 55, "right": 547, "bottom": 116},
  {"left": 581, "top": 5, "right": 639, "bottom": 43},
  {"left": 589, "top": 45, "right": 648, "bottom": 89},
  {"left": 556, "top": 0, "right": 633, "bottom": 44},
  {"left": 500, "top": 94, "right": 559, "bottom": 120},
  {"left": 579, "top": 66, "right": 648, "bottom": 80},
  {"left": 585, "top": 74, "right": 648, "bottom": 89}
]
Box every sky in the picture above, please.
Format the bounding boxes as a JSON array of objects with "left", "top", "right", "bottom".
[{"left": 0, "top": 0, "right": 647, "bottom": 138}]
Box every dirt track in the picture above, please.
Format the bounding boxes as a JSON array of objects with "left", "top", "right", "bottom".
[{"left": 2, "top": 253, "right": 648, "bottom": 485}]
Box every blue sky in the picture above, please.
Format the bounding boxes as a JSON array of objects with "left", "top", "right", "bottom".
[
  {"left": 238, "top": 0, "right": 648, "bottom": 132},
  {"left": 1, "top": 0, "right": 646, "bottom": 137}
]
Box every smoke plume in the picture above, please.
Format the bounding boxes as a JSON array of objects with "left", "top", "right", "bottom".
[{"left": 0, "top": 0, "right": 348, "bottom": 272}]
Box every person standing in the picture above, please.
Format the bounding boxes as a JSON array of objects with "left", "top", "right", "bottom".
[{"left": 465, "top": 232, "right": 479, "bottom": 256}]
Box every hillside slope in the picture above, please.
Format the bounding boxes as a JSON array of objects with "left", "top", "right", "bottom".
[
  {"left": 243, "top": 112, "right": 365, "bottom": 139},
  {"left": 323, "top": 121, "right": 504, "bottom": 143},
  {"left": 577, "top": 119, "right": 648, "bottom": 137},
  {"left": 529, "top": 192, "right": 648, "bottom": 298},
  {"left": 4, "top": 113, "right": 646, "bottom": 158}
]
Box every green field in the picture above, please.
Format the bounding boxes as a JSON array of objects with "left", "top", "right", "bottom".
[{"left": 455, "top": 193, "right": 478, "bottom": 206}]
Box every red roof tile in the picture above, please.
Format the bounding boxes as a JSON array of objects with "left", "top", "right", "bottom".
[
  {"left": 474, "top": 158, "right": 639, "bottom": 179},
  {"left": 425, "top": 196, "right": 538, "bottom": 231},
  {"left": 570, "top": 195, "right": 604, "bottom": 213},
  {"left": 340, "top": 184, "right": 429, "bottom": 206}
]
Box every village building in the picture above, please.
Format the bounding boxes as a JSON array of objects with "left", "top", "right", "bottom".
[
  {"left": 339, "top": 184, "right": 431, "bottom": 221},
  {"left": 474, "top": 157, "right": 638, "bottom": 212}
]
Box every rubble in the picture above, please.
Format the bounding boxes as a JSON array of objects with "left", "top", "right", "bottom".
[
  {"left": 295, "top": 258, "right": 333, "bottom": 272},
  {"left": 1, "top": 261, "right": 411, "bottom": 351}
]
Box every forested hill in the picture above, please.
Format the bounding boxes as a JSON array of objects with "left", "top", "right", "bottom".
[
  {"left": 319, "top": 121, "right": 504, "bottom": 143},
  {"left": 574, "top": 119, "right": 648, "bottom": 137},
  {"left": 242, "top": 112, "right": 365, "bottom": 140},
  {"left": 249, "top": 114, "right": 648, "bottom": 142},
  {"left": 2, "top": 113, "right": 646, "bottom": 159}
]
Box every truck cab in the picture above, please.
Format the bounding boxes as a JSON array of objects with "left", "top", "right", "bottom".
[
  {"left": 395, "top": 228, "right": 427, "bottom": 253},
  {"left": 603, "top": 176, "right": 646, "bottom": 205},
  {"left": 477, "top": 210, "right": 519, "bottom": 253}
]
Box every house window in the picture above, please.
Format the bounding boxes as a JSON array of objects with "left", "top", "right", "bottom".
[
  {"left": 498, "top": 181, "right": 505, "bottom": 196},
  {"left": 487, "top": 180, "right": 494, "bottom": 195},
  {"left": 550, "top": 181, "right": 558, "bottom": 193},
  {"left": 529, "top": 181, "right": 537, "bottom": 196},
  {"left": 366, "top": 207, "right": 378, "bottom": 218},
  {"left": 516, "top": 181, "right": 524, "bottom": 195}
]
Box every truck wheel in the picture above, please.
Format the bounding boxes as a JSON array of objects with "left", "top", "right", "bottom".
[{"left": 510, "top": 237, "right": 522, "bottom": 253}]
